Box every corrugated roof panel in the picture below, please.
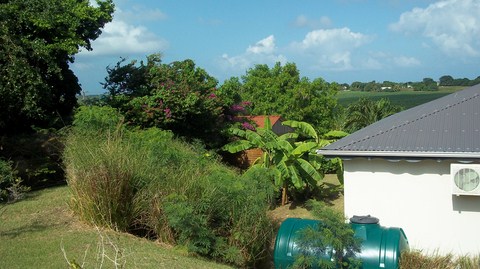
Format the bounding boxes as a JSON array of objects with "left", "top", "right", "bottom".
[{"left": 320, "top": 84, "right": 480, "bottom": 158}]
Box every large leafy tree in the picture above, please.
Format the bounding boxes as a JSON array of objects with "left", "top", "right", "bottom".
[
  {"left": 221, "top": 62, "right": 340, "bottom": 134},
  {"left": 0, "top": 0, "right": 114, "bottom": 133}
]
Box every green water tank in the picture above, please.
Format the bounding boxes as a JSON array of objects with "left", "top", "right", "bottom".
[{"left": 273, "top": 216, "right": 409, "bottom": 269}]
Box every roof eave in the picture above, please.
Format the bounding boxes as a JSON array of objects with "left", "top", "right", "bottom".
[{"left": 316, "top": 149, "right": 480, "bottom": 160}]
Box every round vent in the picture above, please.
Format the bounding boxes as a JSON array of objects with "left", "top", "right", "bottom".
[{"left": 453, "top": 168, "right": 480, "bottom": 192}]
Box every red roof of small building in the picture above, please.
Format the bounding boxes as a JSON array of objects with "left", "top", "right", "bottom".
[{"left": 246, "top": 115, "right": 282, "bottom": 128}]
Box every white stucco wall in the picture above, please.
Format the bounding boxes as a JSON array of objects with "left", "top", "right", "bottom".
[{"left": 344, "top": 158, "right": 480, "bottom": 255}]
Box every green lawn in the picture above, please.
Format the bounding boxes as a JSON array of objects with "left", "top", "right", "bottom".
[
  {"left": 0, "top": 186, "right": 233, "bottom": 269},
  {"left": 337, "top": 86, "right": 465, "bottom": 109}
]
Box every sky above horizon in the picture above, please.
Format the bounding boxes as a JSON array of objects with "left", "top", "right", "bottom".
[{"left": 71, "top": 0, "right": 480, "bottom": 94}]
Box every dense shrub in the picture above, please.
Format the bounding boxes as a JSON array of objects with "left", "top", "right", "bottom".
[
  {"left": 64, "top": 106, "right": 276, "bottom": 267},
  {"left": 103, "top": 56, "right": 228, "bottom": 148},
  {"left": 0, "top": 159, "right": 16, "bottom": 202},
  {"left": 293, "top": 200, "right": 362, "bottom": 269},
  {"left": 0, "top": 159, "right": 29, "bottom": 202},
  {"left": 0, "top": 129, "right": 64, "bottom": 189},
  {"left": 72, "top": 105, "right": 124, "bottom": 134}
]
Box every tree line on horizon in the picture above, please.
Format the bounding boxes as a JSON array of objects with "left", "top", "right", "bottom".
[{"left": 341, "top": 75, "right": 480, "bottom": 92}]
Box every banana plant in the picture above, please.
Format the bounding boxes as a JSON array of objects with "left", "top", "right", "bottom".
[{"left": 223, "top": 118, "right": 335, "bottom": 205}]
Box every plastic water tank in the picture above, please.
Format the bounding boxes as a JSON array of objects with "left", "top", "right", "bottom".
[{"left": 273, "top": 216, "right": 409, "bottom": 269}]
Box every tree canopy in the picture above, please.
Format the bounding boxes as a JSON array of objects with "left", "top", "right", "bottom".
[
  {"left": 220, "top": 62, "right": 340, "bottom": 134},
  {"left": 0, "top": 0, "right": 114, "bottom": 133},
  {"left": 344, "top": 98, "right": 402, "bottom": 132}
]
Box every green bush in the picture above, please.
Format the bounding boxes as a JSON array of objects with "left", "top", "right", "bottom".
[
  {"left": 0, "top": 159, "right": 16, "bottom": 202},
  {"left": 293, "top": 200, "right": 362, "bottom": 269},
  {"left": 72, "top": 105, "right": 124, "bottom": 134},
  {"left": 0, "top": 159, "right": 29, "bottom": 202},
  {"left": 64, "top": 109, "right": 276, "bottom": 267}
]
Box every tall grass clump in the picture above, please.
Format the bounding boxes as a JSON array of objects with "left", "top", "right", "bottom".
[
  {"left": 64, "top": 106, "right": 137, "bottom": 230},
  {"left": 64, "top": 106, "right": 276, "bottom": 267},
  {"left": 399, "top": 250, "right": 480, "bottom": 269}
]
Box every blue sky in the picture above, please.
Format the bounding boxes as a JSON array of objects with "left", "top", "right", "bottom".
[{"left": 72, "top": 0, "right": 480, "bottom": 94}]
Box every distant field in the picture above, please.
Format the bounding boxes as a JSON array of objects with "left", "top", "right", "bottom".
[{"left": 337, "top": 86, "right": 465, "bottom": 109}]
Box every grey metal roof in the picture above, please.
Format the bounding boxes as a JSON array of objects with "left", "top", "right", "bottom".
[{"left": 318, "top": 83, "right": 480, "bottom": 159}]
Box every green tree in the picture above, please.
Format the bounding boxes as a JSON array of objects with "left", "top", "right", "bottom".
[
  {"left": 294, "top": 200, "right": 362, "bottom": 269},
  {"left": 439, "top": 75, "right": 454, "bottom": 86},
  {"left": 413, "top": 77, "right": 438, "bottom": 91},
  {"left": 216, "top": 77, "right": 243, "bottom": 108},
  {"left": 239, "top": 62, "right": 299, "bottom": 115},
  {"left": 223, "top": 119, "right": 335, "bottom": 205},
  {"left": 350, "top": 81, "right": 365, "bottom": 91},
  {"left": 344, "top": 98, "right": 402, "bottom": 132},
  {"left": 225, "top": 62, "right": 340, "bottom": 134},
  {"left": 422, "top": 77, "right": 439, "bottom": 91},
  {"left": 470, "top": 76, "right": 480, "bottom": 86},
  {"left": 0, "top": 0, "right": 114, "bottom": 133},
  {"left": 364, "top": 81, "right": 380, "bottom": 92}
]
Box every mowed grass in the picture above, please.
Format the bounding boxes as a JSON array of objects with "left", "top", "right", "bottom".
[
  {"left": 0, "top": 186, "right": 233, "bottom": 269},
  {"left": 337, "top": 86, "right": 465, "bottom": 109}
]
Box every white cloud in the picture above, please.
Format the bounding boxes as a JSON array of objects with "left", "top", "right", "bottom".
[
  {"left": 79, "top": 4, "right": 168, "bottom": 57},
  {"left": 220, "top": 35, "right": 287, "bottom": 72},
  {"left": 294, "top": 15, "right": 332, "bottom": 29},
  {"left": 80, "top": 20, "right": 168, "bottom": 56},
  {"left": 362, "top": 58, "right": 383, "bottom": 70},
  {"left": 290, "top": 27, "right": 371, "bottom": 70},
  {"left": 247, "top": 35, "right": 276, "bottom": 54},
  {"left": 363, "top": 52, "right": 421, "bottom": 69},
  {"left": 393, "top": 56, "right": 421, "bottom": 67},
  {"left": 390, "top": 0, "right": 480, "bottom": 58}
]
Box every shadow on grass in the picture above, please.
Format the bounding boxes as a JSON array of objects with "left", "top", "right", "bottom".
[
  {"left": 0, "top": 218, "right": 54, "bottom": 239},
  {"left": 318, "top": 182, "right": 343, "bottom": 206}
]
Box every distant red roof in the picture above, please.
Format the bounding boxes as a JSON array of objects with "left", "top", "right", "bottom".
[{"left": 246, "top": 115, "right": 283, "bottom": 128}]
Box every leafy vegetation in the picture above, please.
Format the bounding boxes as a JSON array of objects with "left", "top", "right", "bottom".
[
  {"left": 439, "top": 75, "right": 480, "bottom": 87},
  {"left": 223, "top": 118, "right": 347, "bottom": 205},
  {"left": 220, "top": 62, "right": 341, "bottom": 134},
  {"left": 103, "top": 55, "right": 227, "bottom": 148},
  {"left": 0, "top": 129, "right": 66, "bottom": 190},
  {"left": 344, "top": 98, "right": 402, "bottom": 132},
  {"left": 293, "top": 200, "right": 362, "bottom": 269},
  {"left": 0, "top": 0, "right": 114, "bottom": 133},
  {"left": 345, "top": 75, "right": 478, "bottom": 92},
  {"left": 63, "top": 106, "right": 276, "bottom": 267},
  {"left": 0, "top": 159, "right": 19, "bottom": 202}
]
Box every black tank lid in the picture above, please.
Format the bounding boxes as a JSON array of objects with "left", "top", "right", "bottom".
[{"left": 350, "top": 215, "right": 379, "bottom": 224}]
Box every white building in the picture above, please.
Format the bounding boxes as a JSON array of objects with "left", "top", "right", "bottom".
[{"left": 318, "top": 84, "right": 480, "bottom": 255}]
